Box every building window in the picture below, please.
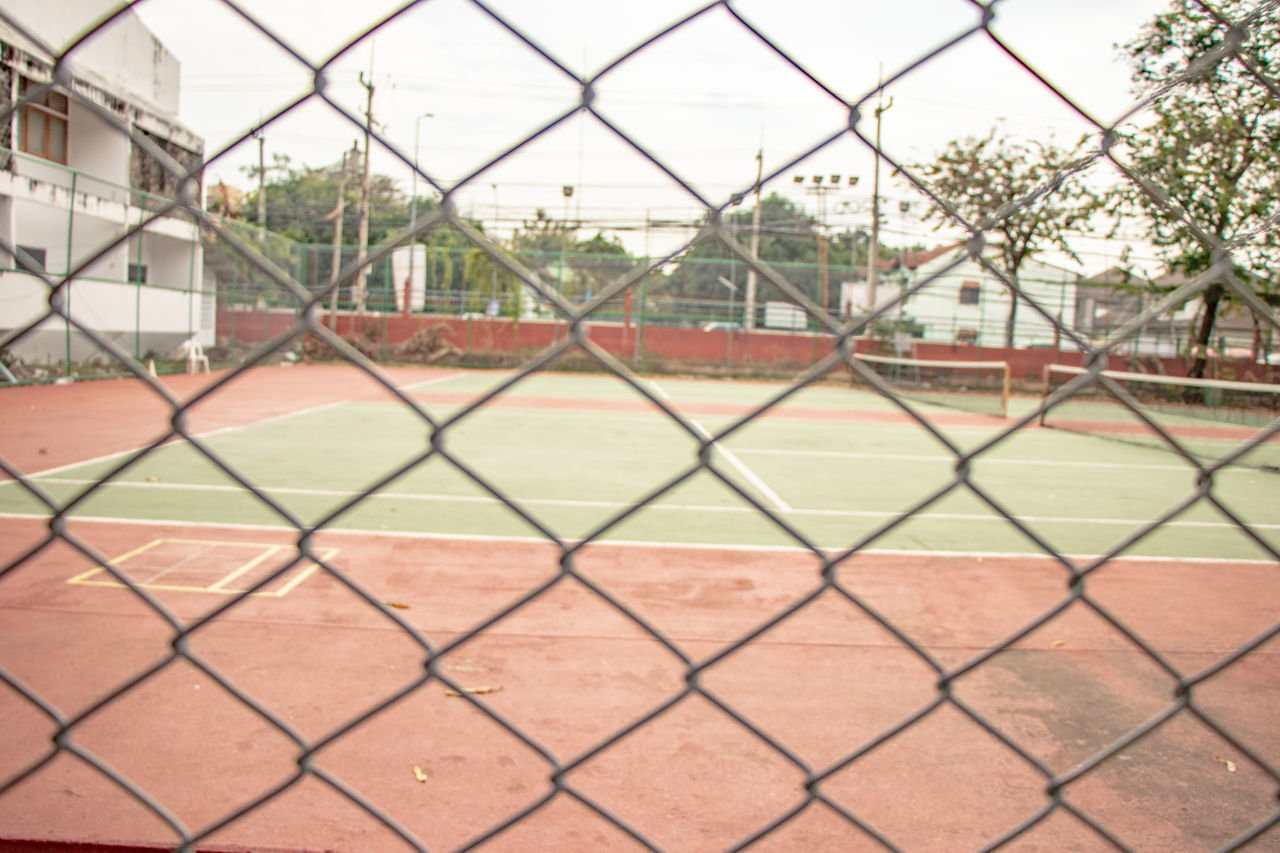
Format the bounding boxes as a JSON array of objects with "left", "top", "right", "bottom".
[
  {"left": 959, "top": 281, "right": 981, "bottom": 305},
  {"left": 17, "top": 77, "right": 69, "bottom": 164},
  {"left": 16, "top": 245, "right": 47, "bottom": 272},
  {"left": 957, "top": 328, "right": 979, "bottom": 345},
  {"left": 128, "top": 263, "right": 148, "bottom": 284}
]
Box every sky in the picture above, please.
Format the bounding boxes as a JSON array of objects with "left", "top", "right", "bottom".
[{"left": 78, "top": 0, "right": 1174, "bottom": 271}]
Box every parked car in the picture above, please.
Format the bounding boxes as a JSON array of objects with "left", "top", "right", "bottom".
[{"left": 701, "top": 321, "right": 743, "bottom": 332}]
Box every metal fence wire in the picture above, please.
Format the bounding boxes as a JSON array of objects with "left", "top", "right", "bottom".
[{"left": 2, "top": 0, "right": 1280, "bottom": 850}]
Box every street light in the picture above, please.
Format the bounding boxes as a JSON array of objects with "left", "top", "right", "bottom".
[
  {"left": 408, "top": 112, "right": 433, "bottom": 314},
  {"left": 490, "top": 183, "right": 500, "bottom": 316},
  {"left": 560, "top": 185, "right": 574, "bottom": 297}
]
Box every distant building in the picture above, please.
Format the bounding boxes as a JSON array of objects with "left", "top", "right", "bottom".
[
  {"left": 873, "top": 243, "right": 1079, "bottom": 350},
  {"left": 0, "top": 0, "right": 207, "bottom": 365},
  {"left": 1078, "top": 267, "right": 1264, "bottom": 358}
]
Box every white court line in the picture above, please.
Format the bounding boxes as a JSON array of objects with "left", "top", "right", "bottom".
[
  {"left": 2, "top": 511, "right": 1275, "bottom": 566},
  {"left": 15, "top": 371, "right": 467, "bottom": 480},
  {"left": 638, "top": 378, "right": 670, "bottom": 401},
  {"left": 399, "top": 371, "right": 472, "bottom": 391},
  {"left": 23, "top": 399, "right": 352, "bottom": 479},
  {"left": 645, "top": 378, "right": 792, "bottom": 513},
  {"left": 184, "top": 399, "right": 351, "bottom": 440},
  {"left": 30, "top": 478, "right": 1279, "bottom": 531},
  {"left": 733, "top": 447, "right": 1257, "bottom": 473}
]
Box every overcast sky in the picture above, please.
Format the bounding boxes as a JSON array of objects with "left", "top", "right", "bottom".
[{"left": 112, "top": 0, "right": 1171, "bottom": 270}]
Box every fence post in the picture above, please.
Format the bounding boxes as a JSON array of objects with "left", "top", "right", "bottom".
[
  {"left": 465, "top": 315, "right": 473, "bottom": 367},
  {"left": 632, "top": 268, "right": 645, "bottom": 368},
  {"left": 230, "top": 254, "right": 239, "bottom": 355},
  {"left": 65, "top": 172, "right": 76, "bottom": 375}
]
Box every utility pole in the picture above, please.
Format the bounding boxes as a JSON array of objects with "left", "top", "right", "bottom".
[
  {"left": 355, "top": 44, "right": 376, "bottom": 315},
  {"left": 867, "top": 68, "right": 893, "bottom": 313},
  {"left": 328, "top": 144, "right": 355, "bottom": 330},
  {"left": 744, "top": 148, "right": 763, "bottom": 331}
]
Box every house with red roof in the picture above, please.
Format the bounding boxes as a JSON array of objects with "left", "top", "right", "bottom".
[{"left": 850, "top": 242, "right": 1080, "bottom": 351}]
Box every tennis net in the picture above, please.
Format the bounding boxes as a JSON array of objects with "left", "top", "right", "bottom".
[
  {"left": 849, "top": 352, "right": 1010, "bottom": 417},
  {"left": 1040, "top": 364, "right": 1280, "bottom": 471}
]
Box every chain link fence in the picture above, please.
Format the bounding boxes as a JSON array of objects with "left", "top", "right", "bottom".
[{"left": 2, "top": 0, "right": 1279, "bottom": 850}]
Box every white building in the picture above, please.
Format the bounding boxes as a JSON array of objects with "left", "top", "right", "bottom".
[
  {"left": 879, "top": 243, "right": 1079, "bottom": 351},
  {"left": 0, "top": 0, "right": 206, "bottom": 366}
]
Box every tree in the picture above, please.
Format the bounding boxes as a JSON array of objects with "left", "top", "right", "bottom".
[
  {"left": 1109, "top": 0, "right": 1280, "bottom": 376},
  {"left": 665, "top": 193, "right": 880, "bottom": 308},
  {"left": 916, "top": 129, "right": 1096, "bottom": 348},
  {"left": 230, "top": 153, "right": 479, "bottom": 304},
  {"left": 510, "top": 208, "right": 575, "bottom": 254},
  {"left": 509, "top": 212, "right": 635, "bottom": 301},
  {"left": 242, "top": 154, "right": 453, "bottom": 249}
]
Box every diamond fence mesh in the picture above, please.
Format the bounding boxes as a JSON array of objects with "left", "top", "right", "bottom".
[{"left": 1, "top": 0, "right": 1279, "bottom": 850}]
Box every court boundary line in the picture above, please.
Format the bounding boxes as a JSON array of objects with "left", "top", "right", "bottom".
[
  {"left": 19, "top": 371, "right": 466, "bottom": 480},
  {"left": 19, "top": 480, "right": 1280, "bottom": 531},
  {"left": 733, "top": 447, "right": 1266, "bottom": 473},
  {"left": 4, "top": 513, "right": 1274, "bottom": 566},
  {"left": 645, "top": 378, "right": 793, "bottom": 513}
]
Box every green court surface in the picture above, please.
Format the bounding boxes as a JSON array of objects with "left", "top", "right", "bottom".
[{"left": 4, "top": 370, "right": 1277, "bottom": 561}]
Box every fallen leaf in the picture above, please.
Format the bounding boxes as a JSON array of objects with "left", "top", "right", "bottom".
[
  {"left": 146, "top": 476, "right": 160, "bottom": 482},
  {"left": 412, "top": 765, "right": 428, "bottom": 782},
  {"left": 37, "top": 448, "right": 47, "bottom": 455},
  {"left": 1050, "top": 640, "right": 1066, "bottom": 648},
  {"left": 384, "top": 601, "right": 409, "bottom": 610},
  {"left": 445, "top": 685, "right": 503, "bottom": 697},
  {"left": 1215, "top": 755, "right": 1237, "bottom": 772}
]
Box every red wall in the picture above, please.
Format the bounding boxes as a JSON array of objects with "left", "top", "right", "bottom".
[{"left": 217, "top": 309, "right": 1273, "bottom": 383}]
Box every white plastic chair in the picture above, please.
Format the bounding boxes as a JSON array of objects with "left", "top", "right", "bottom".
[{"left": 178, "top": 337, "right": 209, "bottom": 374}]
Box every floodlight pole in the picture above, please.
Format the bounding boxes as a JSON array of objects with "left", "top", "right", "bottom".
[{"left": 560, "top": 184, "right": 573, "bottom": 297}]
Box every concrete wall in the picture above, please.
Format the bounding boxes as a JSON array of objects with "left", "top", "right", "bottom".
[
  {"left": 0, "top": 1, "right": 207, "bottom": 366},
  {"left": 2, "top": 271, "right": 206, "bottom": 362},
  {"left": 1, "top": 0, "right": 180, "bottom": 115},
  {"left": 68, "top": 99, "right": 130, "bottom": 189},
  {"left": 212, "top": 309, "right": 1279, "bottom": 384}
]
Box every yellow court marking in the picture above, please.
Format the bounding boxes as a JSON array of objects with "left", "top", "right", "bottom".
[
  {"left": 67, "top": 538, "right": 338, "bottom": 598},
  {"left": 205, "top": 544, "right": 286, "bottom": 592}
]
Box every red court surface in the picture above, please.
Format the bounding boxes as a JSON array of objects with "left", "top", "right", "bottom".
[
  {"left": 2, "top": 366, "right": 1279, "bottom": 851},
  {"left": 3, "top": 517, "right": 1278, "bottom": 852}
]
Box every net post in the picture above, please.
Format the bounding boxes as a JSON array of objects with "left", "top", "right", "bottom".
[
  {"left": 1039, "top": 363, "right": 1052, "bottom": 426},
  {"left": 1001, "top": 362, "right": 1010, "bottom": 418}
]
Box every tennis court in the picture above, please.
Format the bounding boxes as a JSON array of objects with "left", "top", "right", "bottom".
[
  {"left": 2, "top": 363, "right": 1278, "bottom": 852},
  {"left": 5, "top": 365, "right": 1276, "bottom": 559}
]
